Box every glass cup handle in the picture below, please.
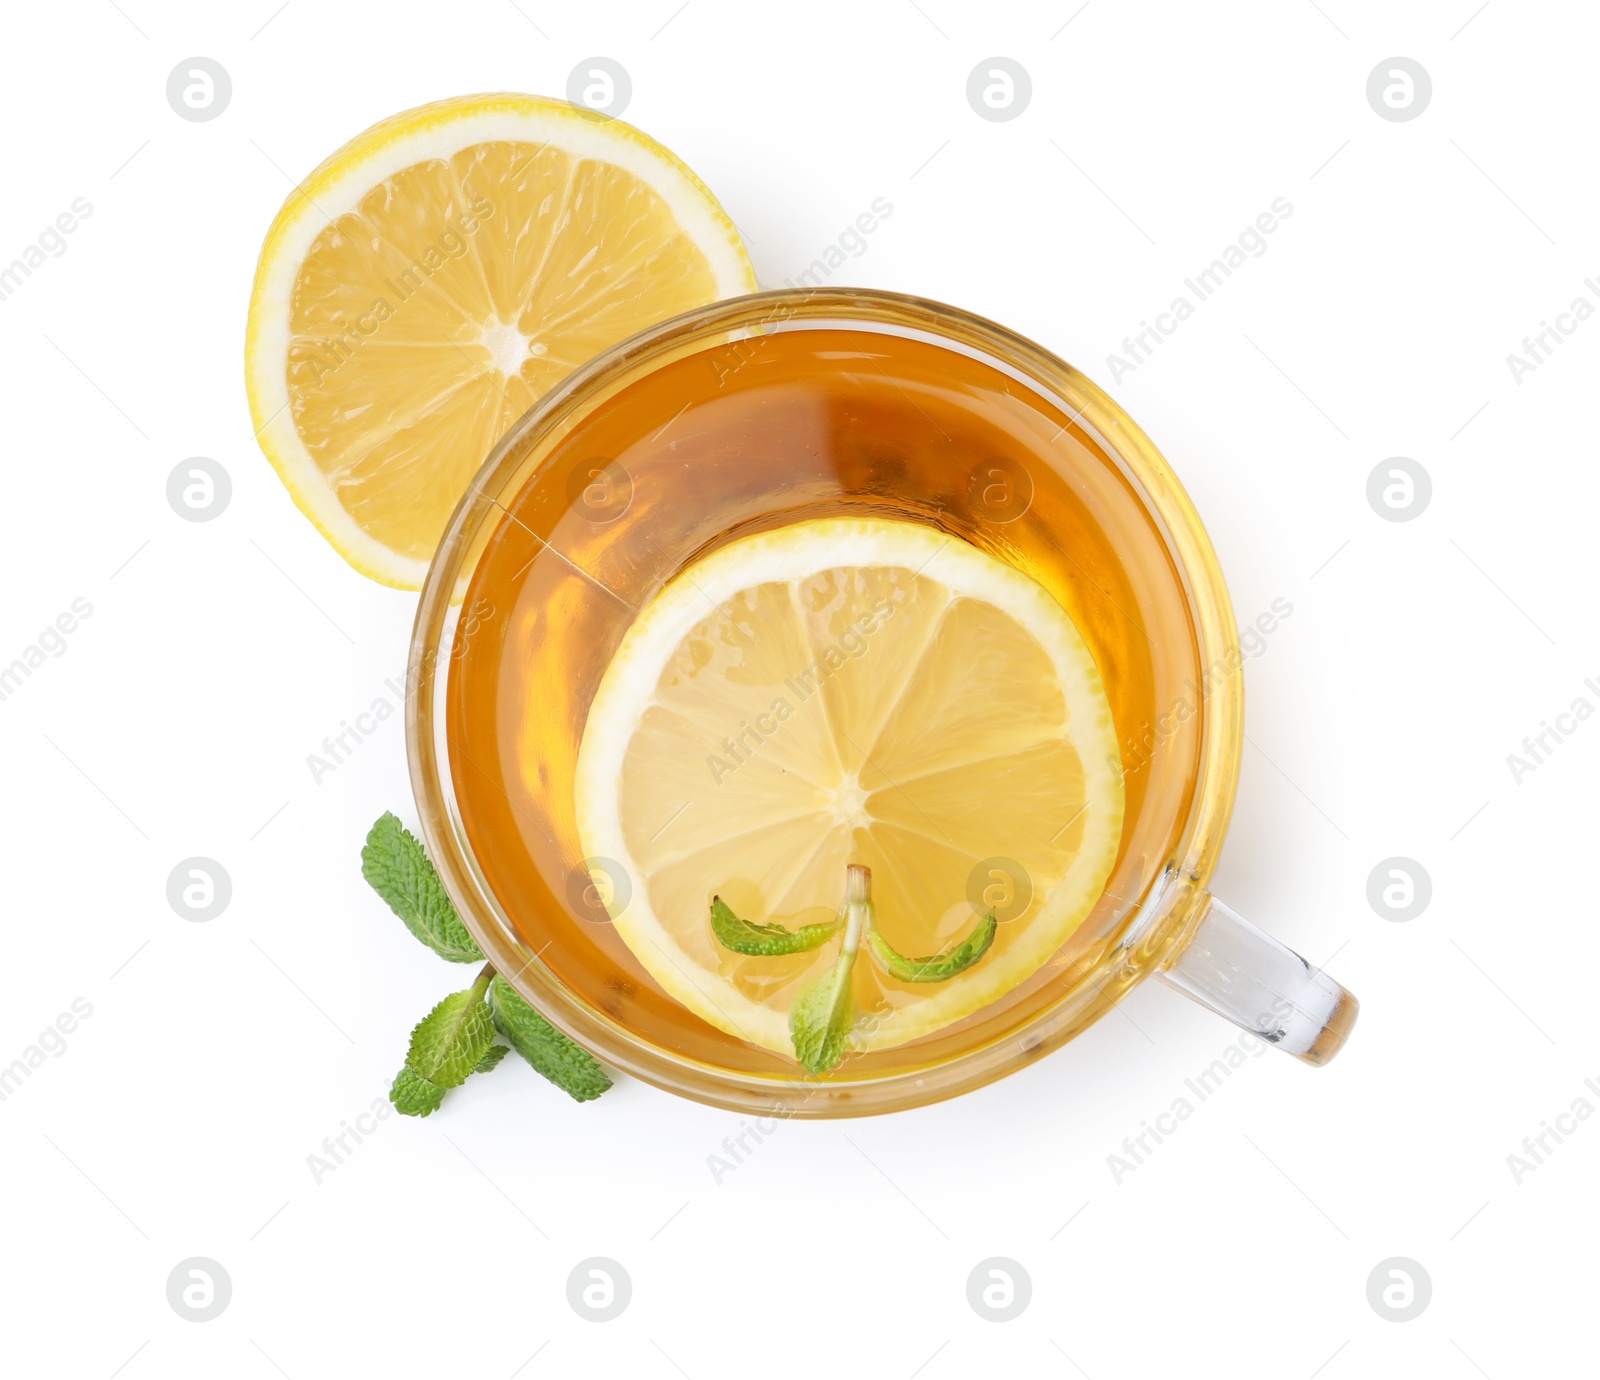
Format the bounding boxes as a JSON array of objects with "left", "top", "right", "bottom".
[{"left": 1155, "top": 895, "right": 1358, "bottom": 1066}]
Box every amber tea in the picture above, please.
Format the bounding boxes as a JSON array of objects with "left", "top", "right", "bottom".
[{"left": 446, "top": 321, "right": 1205, "bottom": 1079}]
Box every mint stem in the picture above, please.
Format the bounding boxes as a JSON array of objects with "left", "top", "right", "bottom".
[{"left": 842, "top": 864, "right": 871, "bottom": 956}]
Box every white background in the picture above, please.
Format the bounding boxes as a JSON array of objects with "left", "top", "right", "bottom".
[{"left": 1, "top": 1, "right": 1594, "bottom": 1375}]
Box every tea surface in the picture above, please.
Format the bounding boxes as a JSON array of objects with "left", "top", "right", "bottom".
[{"left": 447, "top": 326, "right": 1204, "bottom": 1075}]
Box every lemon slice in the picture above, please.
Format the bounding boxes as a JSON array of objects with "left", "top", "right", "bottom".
[
  {"left": 245, "top": 93, "right": 756, "bottom": 588},
  {"left": 574, "top": 517, "right": 1125, "bottom": 1061}
]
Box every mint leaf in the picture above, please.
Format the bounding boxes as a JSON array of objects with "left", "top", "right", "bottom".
[
  {"left": 389, "top": 970, "right": 497, "bottom": 1117},
  {"left": 365, "top": 809, "right": 615, "bottom": 1112},
  {"left": 866, "top": 912, "right": 997, "bottom": 983},
  {"left": 405, "top": 971, "right": 495, "bottom": 1089},
  {"left": 390, "top": 980, "right": 508, "bottom": 1118},
  {"left": 362, "top": 812, "right": 483, "bottom": 963},
  {"left": 390, "top": 1067, "right": 447, "bottom": 1117},
  {"left": 490, "top": 974, "right": 612, "bottom": 1103},
  {"left": 788, "top": 947, "right": 858, "bottom": 1074},
  {"left": 710, "top": 896, "right": 842, "bottom": 955},
  {"left": 473, "top": 1043, "right": 510, "bottom": 1074}
]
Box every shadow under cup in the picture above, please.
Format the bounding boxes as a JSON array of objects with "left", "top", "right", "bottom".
[{"left": 409, "top": 289, "right": 1243, "bottom": 1116}]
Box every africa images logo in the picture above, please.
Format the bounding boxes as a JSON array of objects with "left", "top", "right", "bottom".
[{"left": 1105, "top": 199, "right": 1295, "bottom": 382}]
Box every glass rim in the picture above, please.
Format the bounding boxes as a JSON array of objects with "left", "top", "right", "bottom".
[{"left": 407, "top": 286, "right": 1244, "bottom": 1117}]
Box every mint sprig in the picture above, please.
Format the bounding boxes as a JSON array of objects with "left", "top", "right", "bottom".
[
  {"left": 364, "top": 812, "right": 613, "bottom": 1116},
  {"left": 714, "top": 863, "right": 998, "bottom": 1074}
]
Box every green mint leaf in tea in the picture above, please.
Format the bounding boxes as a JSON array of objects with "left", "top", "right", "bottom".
[
  {"left": 709, "top": 896, "right": 842, "bottom": 955},
  {"left": 866, "top": 913, "right": 997, "bottom": 983}
]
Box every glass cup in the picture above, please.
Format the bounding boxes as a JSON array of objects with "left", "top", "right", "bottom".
[{"left": 407, "top": 288, "right": 1358, "bottom": 1116}]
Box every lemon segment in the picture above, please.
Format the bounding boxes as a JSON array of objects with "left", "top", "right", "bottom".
[
  {"left": 246, "top": 93, "right": 756, "bottom": 588},
  {"left": 573, "top": 517, "right": 1125, "bottom": 1061}
]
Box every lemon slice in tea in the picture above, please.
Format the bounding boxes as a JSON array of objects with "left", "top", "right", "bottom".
[
  {"left": 245, "top": 93, "right": 756, "bottom": 589},
  {"left": 573, "top": 517, "right": 1125, "bottom": 1062}
]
